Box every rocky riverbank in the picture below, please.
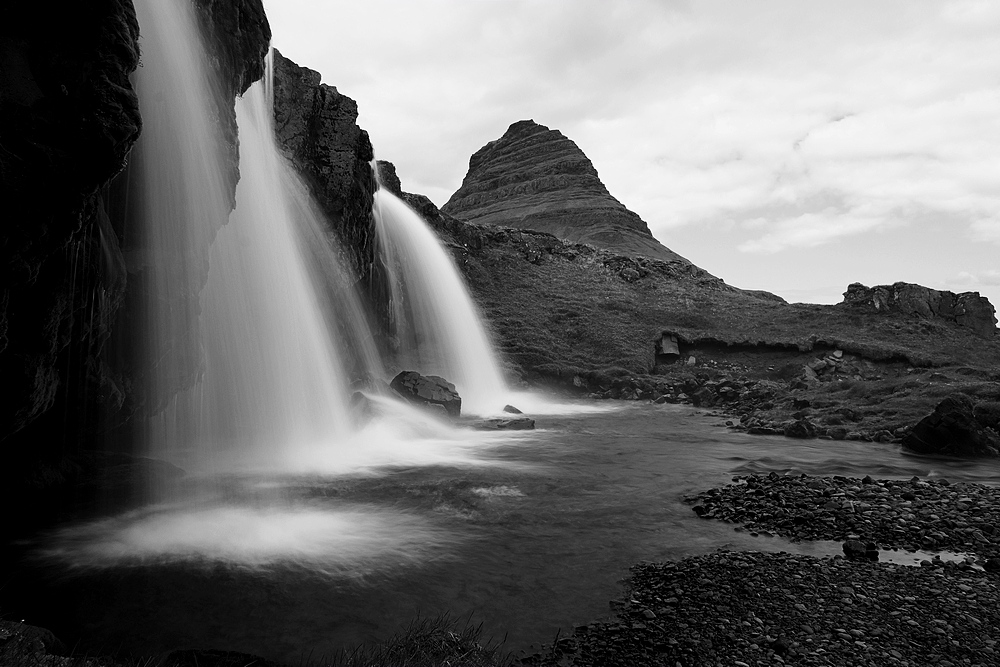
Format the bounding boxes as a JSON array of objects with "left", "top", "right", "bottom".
[
  {"left": 557, "top": 359, "right": 1000, "bottom": 457},
  {"left": 518, "top": 472, "right": 1000, "bottom": 666},
  {"left": 519, "top": 550, "right": 1000, "bottom": 666}
]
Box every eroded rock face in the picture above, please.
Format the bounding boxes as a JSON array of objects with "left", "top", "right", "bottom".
[
  {"left": 842, "top": 282, "right": 997, "bottom": 338},
  {"left": 271, "top": 49, "right": 377, "bottom": 281},
  {"left": 442, "top": 119, "right": 687, "bottom": 263}
]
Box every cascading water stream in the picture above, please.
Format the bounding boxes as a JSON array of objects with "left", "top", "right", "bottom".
[
  {"left": 372, "top": 182, "right": 510, "bottom": 415},
  {"left": 130, "top": 0, "right": 515, "bottom": 476},
  {"left": 132, "top": 0, "right": 383, "bottom": 472}
]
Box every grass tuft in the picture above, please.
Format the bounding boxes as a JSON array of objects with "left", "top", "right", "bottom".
[{"left": 320, "top": 613, "right": 513, "bottom": 667}]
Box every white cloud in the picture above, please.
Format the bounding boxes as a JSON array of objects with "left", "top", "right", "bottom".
[
  {"left": 951, "top": 270, "right": 1000, "bottom": 286},
  {"left": 971, "top": 217, "right": 1000, "bottom": 243},
  {"left": 736, "top": 209, "right": 889, "bottom": 254}
]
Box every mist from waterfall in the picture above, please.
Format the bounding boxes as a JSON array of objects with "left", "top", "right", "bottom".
[{"left": 373, "top": 187, "right": 509, "bottom": 415}]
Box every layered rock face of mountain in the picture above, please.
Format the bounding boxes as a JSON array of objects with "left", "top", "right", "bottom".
[{"left": 442, "top": 120, "right": 686, "bottom": 263}]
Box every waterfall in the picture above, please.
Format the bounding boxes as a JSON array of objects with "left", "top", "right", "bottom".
[
  {"left": 132, "top": 0, "right": 380, "bottom": 471},
  {"left": 372, "top": 186, "right": 509, "bottom": 416},
  {"left": 131, "top": 0, "right": 511, "bottom": 477}
]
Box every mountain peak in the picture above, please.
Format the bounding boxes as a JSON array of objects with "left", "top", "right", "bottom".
[{"left": 443, "top": 120, "right": 686, "bottom": 262}]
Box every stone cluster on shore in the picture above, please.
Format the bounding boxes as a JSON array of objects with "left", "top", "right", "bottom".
[
  {"left": 685, "top": 473, "right": 1000, "bottom": 566},
  {"left": 521, "top": 472, "right": 1000, "bottom": 666},
  {"left": 519, "top": 550, "right": 1000, "bottom": 666}
]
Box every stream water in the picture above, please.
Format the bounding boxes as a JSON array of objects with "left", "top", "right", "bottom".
[{"left": 15, "top": 400, "right": 1000, "bottom": 663}]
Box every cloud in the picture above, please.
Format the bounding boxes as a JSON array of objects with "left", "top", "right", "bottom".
[
  {"left": 971, "top": 217, "right": 1000, "bottom": 243},
  {"left": 267, "top": 0, "right": 1000, "bottom": 303},
  {"left": 736, "top": 209, "right": 889, "bottom": 254}
]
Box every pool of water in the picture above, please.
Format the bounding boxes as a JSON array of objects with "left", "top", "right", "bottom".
[{"left": 10, "top": 400, "right": 1000, "bottom": 662}]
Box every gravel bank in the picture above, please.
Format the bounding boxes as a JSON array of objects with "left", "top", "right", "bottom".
[
  {"left": 685, "top": 473, "right": 1000, "bottom": 565},
  {"left": 520, "top": 473, "right": 1000, "bottom": 666},
  {"left": 518, "top": 550, "right": 1000, "bottom": 666}
]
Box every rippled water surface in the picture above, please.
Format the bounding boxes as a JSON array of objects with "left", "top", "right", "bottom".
[{"left": 17, "top": 401, "right": 1000, "bottom": 662}]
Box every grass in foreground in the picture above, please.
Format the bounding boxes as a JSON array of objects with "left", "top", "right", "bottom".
[{"left": 322, "top": 614, "right": 513, "bottom": 667}]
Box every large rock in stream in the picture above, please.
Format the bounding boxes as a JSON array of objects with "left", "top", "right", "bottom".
[{"left": 389, "top": 371, "right": 463, "bottom": 418}]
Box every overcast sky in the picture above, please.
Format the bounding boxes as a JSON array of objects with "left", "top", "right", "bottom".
[{"left": 264, "top": 0, "right": 1000, "bottom": 312}]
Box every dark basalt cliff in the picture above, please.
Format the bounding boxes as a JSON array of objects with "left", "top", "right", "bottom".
[
  {"left": 271, "top": 50, "right": 378, "bottom": 287},
  {"left": 442, "top": 119, "right": 686, "bottom": 263},
  {"left": 0, "top": 1, "right": 142, "bottom": 446}
]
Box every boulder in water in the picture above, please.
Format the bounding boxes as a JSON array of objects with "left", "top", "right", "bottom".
[
  {"left": 389, "top": 371, "right": 462, "bottom": 418},
  {"left": 503, "top": 404, "right": 523, "bottom": 414},
  {"left": 471, "top": 417, "right": 536, "bottom": 431}
]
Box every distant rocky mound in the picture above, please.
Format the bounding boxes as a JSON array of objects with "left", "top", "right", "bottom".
[
  {"left": 843, "top": 282, "right": 997, "bottom": 339},
  {"left": 442, "top": 120, "right": 685, "bottom": 263}
]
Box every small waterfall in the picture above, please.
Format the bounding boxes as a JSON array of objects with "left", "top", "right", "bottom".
[{"left": 372, "top": 186, "right": 509, "bottom": 415}]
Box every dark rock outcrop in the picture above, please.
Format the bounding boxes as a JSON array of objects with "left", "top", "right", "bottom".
[
  {"left": 471, "top": 417, "right": 536, "bottom": 430},
  {"left": 902, "top": 395, "right": 1000, "bottom": 458},
  {"left": 442, "top": 119, "right": 687, "bottom": 263},
  {"left": 389, "top": 371, "right": 462, "bottom": 418},
  {"left": 376, "top": 159, "right": 403, "bottom": 196},
  {"left": 842, "top": 282, "right": 997, "bottom": 338},
  {"left": 271, "top": 49, "right": 378, "bottom": 283}
]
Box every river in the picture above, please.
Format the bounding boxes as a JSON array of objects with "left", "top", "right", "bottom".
[{"left": 12, "top": 399, "right": 1000, "bottom": 663}]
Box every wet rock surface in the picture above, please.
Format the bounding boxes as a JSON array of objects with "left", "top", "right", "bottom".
[
  {"left": 271, "top": 49, "right": 377, "bottom": 283},
  {"left": 389, "top": 370, "right": 463, "bottom": 418},
  {"left": 685, "top": 473, "right": 1000, "bottom": 561},
  {"left": 520, "top": 550, "right": 1000, "bottom": 666},
  {"left": 470, "top": 416, "right": 536, "bottom": 430}
]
